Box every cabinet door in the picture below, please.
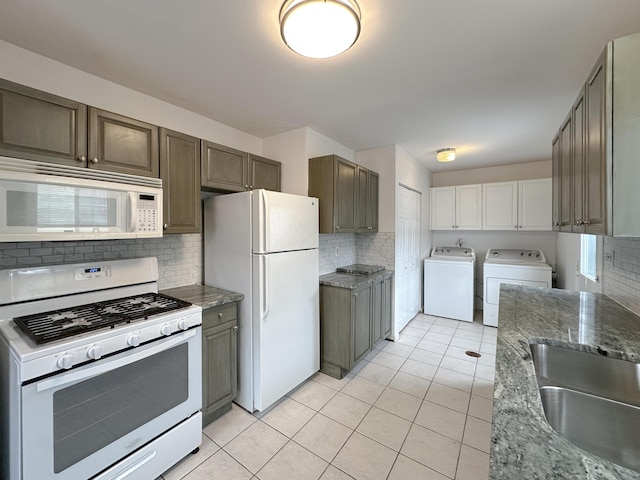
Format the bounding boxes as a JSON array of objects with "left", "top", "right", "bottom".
[
  {"left": 88, "top": 107, "right": 159, "bottom": 177},
  {"left": 201, "top": 140, "right": 247, "bottom": 192},
  {"left": 159, "top": 129, "right": 201, "bottom": 234},
  {"left": 381, "top": 275, "right": 393, "bottom": 340},
  {"left": 551, "top": 133, "right": 561, "bottom": 231},
  {"left": 0, "top": 79, "right": 87, "bottom": 166},
  {"left": 559, "top": 113, "right": 573, "bottom": 232},
  {"left": 518, "top": 179, "right": 552, "bottom": 230},
  {"left": 356, "top": 166, "right": 370, "bottom": 232},
  {"left": 482, "top": 182, "right": 518, "bottom": 230},
  {"left": 371, "top": 278, "right": 382, "bottom": 345},
  {"left": 456, "top": 184, "right": 482, "bottom": 230},
  {"left": 335, "top": 157, "right": 357, "bottom": 233},
  {"left": 430, "top": 186, "right": 456, "bottom": 230},
  {"left": 202, "top": 319, "right": 238, "bottom": 425},
  {"left": 249, "top": 154, "right": 281, "bottom": 192},
  {"left": 368, "top": 171, "right": 379, "bottom": 232},
  {"left": 351, "top": 285, "right": 372, "bottom": 368},
  {"left": 584, "top": 51, "right": 607, "bottom": 235},
  {"left": 572, "top": 89, "right": 586, "bottom": 232}
]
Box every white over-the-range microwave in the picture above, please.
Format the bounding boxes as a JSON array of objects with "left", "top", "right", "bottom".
[{"left": 0, "top": 156, "right": 163, "bottom": 242}]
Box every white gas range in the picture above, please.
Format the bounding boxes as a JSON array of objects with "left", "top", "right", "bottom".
[{"left": 0, "top": 257, "right": 202, "bottom": 480}]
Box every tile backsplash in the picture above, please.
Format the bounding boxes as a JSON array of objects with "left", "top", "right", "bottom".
[
  {"left": 0, "top": 234, "right": 202, "bottom": 290},
  {"left": 319, "top": 233, "right": 395, "bottom": 275},
  {"left": 604, "top": 236, "right": 640, "bottom": 316}
]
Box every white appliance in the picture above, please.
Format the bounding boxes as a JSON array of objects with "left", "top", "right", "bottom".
[
  {"left": 483, "top": 248, "right": 552, "bottom": 327},
  {"left": 423, "top": 247, "right": 476, "bottom": 322},
  {"left": 0, "top": 257, "right": 202, "bottom": 480},
  {"left": 0, "top": 156, "right": 163, "bottom": 242},
  {"left": 204, "top": 189, "right": 319, "bottom": 412}
]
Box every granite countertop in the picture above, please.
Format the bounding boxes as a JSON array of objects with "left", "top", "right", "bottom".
[
  {"left": 319, "top": 269, "right": 393, "bottom": 289},
  {"left": 491, "top": 284, "right": 640, "bottom": 479},
  {"left": 160, "top": 284, "right": 243, "bottom": 310}
]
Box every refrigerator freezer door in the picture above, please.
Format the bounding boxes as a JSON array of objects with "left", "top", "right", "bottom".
[
  {"left": 252, "top": 248, "right": 319, "bottom": 411},
  {"left": 252, "top": 190, "right": 319, "bottom": 254}
]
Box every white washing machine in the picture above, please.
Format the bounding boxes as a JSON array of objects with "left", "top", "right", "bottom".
[
  {"left": 483, "top": 248, "right": 552, "bottom": 327},
  {"left": 424, "top": 246, "right": 476, "bottom": 322}
]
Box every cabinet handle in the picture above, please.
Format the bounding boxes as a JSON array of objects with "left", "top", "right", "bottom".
[
  {"left": 91, "top": 157, "right": 99, "bottom": 164},
  {"left": 77, "top": 155, "right": 86, "bottom": 162},
  {"left": 244, "top": 185, "right": 249, "bottom": 190},
  {"left": 218, "top": 312, "right": 223, "bottom": 319},
  {"left": 519, "top": 225, "right": 522, "bottom": 229},
  {"left": 163, "top": 224, "right": 168, "bottom": 229},
  {"left": 336, "top": 226, "right": 340, "bottom": 230},
  {"left": 232, "top": 325, "right": 238, "bottom": 332},
  {"left": 249, "top": 185, "right": 253, "bottom": 190}
]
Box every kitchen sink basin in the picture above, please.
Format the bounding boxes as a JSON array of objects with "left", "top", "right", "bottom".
[
  {"left": 539, "top": 386, "right": 640, "bottom": 473},
  {"left": 530, "top": 343, "right": 640, "bottom": 407}
]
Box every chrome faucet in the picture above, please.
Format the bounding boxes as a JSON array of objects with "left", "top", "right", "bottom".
[{"left": 456, "top": 238, "right": 464, "bottom": 247}]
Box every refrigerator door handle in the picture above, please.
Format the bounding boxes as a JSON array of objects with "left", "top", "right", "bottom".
[
  {"left": 261, "top": 255, "right": 270, "bottom": 320},
  {"left": 261, "top": 190, "right": 270, "bottom": 253}
]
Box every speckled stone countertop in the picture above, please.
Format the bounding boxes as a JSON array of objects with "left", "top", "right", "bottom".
[
  {"left": 319, "top": 269, "right": 393, "bottom": 289},
  {"left": 160, "top": 284, "right": 243, "bottom": 310},
  {"left": 491, "top": 284, "right": 640, "bottom": 479}
]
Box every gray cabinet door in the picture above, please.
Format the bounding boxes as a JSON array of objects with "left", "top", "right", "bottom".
[
  {"left": 159, "top": 128, "right": 201, "bottom": 234},
  {"left": 249, "top": 154, "right": 281, "bottom": 192},
  {"left": 381, "top": 274, "right": 393, "bottom": 339},
  {"left": 368, "top": 171, "right": 379, "bottom": 232},
  {"left": 88, "top": 107, "right": 159, "bottom": 177},
  {"left": 202, "top": 303, "right": 238, "bottom": 426},
  {"left": 351, "top": 284, "right": 372, "bottom": 367},
  {"left": 551, "top": 133, "right": 561, "bottom": 231},
  {"left": 584, "top": 50, "right": 607, "bottom": 235},
  {"left": 371, "top": 278, "right": 382, "bottom": 345},
  {"left": 201, "top": 140, "right": 247, "bottom": 192},
  {"left": 559, "top": 113, "right": 573, "bottom": 232},
  {"left": 572, "top": 89, "right": 586, "bottom": 233},
  {"left": 335, "top": 158, "right": 357, "bottom": 233},
  {"left": 0, "top": 78, "right": 87, "bottom": 166},
  {"left": 357, "top": 167, "right": 379, "bottom": 233}
]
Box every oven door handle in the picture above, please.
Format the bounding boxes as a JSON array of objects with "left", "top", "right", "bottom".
[{"left": 35, "top": 329, "right": 197, "bottom": 393}]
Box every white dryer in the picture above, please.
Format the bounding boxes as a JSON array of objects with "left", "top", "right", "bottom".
[
  {"left": 424, "top": 247, "right": 476, "bottom": 322},
  {"left": 483, "top": 248, "right": 552, "bottom": 327}
]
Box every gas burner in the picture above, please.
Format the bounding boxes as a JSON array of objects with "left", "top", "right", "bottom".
[{"left": 13, "top": 293, "right": 192, "bottom": 345}]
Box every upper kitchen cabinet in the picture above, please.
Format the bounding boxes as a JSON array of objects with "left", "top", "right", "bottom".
[
  {"left": 430, "top": 184, "right": 482, "bottom": 230},
  {"left": 552, "top": 32, "right": 640, "bottom": 236},
  {"left": 201, "top": 141, "right": 281, "bottom": 193},
  {"left": 88, "top": 107, "right": 159, "bottom": 177},
  {"left": 482, "top": 179, "right": 552, "bottom": 231},
  {"left": 309, "top": 155, "right": 358, "bottom": 234},
  {"left": 0, "top": 78, "right": 87, "bottom": 166},
  {"left": 159, "top": 128, "right": 201, "bottom": 234},
  {"left": 356, "top": 166, "right": 379, "bottom": 233},
  {"left": 248, "top": 154, "right": 281, "bottom": 192}
]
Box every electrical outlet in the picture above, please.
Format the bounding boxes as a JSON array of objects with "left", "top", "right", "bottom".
[
  {"left": 335, "top": 246, "right": 339, "bottom": 256},
  {"left": 604, "top": 250, "right": 613, "bottom": 262}
]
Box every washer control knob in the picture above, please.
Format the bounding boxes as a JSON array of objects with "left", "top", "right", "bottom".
[
  {"left": 161, "top": 324, "right": 173, "bottom": 336},
  {"left": 178, "top": 319, "right": 189, "bottom": 331},
  {"left": 128, "top": 333, "right": 141, "bottom": 347},
  {"left": 87, "top": 345, "right": 104, "bottom": 360},
  {"left": 57, "top": 353, "right": 75, "bottom": 369}
]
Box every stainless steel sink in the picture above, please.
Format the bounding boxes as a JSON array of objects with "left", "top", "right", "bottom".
[
  {"left": 530, "top": 343, "right": 640, "bottom": 407},
  {"left": 539, "top": 386, "right": 640, "bottom": 473},
  {"left": 531, "top": 343, "right": 640, "bottom": 473}
]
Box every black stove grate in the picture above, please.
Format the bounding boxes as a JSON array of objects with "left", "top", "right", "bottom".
[{"left": 14, "top": 293, "right": 192, "bottom": 345}]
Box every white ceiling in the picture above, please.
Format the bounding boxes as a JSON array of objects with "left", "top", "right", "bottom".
[{"left": 1, "top": 0, "right": 640, "bottom": 171}]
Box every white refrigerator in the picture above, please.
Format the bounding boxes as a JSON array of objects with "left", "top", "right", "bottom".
[{"left": 204, "top": 189, "right": 319, "bottom": 412}]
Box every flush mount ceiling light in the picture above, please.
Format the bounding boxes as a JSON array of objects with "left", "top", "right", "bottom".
[
  {"left": 436, "top": 148, "right": 456, "bottom": 162},
  {"left": 280, "top": 0, "right": 361, "bottom": 59}
]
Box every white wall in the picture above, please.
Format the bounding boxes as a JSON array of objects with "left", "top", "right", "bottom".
[
  {"left": 0, "top": 40, "right": 262, "bottom": 154},
  {"left": 262, "top": 127, "right": 308, "bottom": 195},
  {"left": 431, "top": 160, "right": 552, "bottom": 187}
]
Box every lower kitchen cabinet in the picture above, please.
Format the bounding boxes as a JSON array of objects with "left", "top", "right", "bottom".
[
  {"left": 320, "top": 271, "right": 393, "bottom": 379},
  {"left": 202, "top": 302, "right": 238, "bottom": 426}
]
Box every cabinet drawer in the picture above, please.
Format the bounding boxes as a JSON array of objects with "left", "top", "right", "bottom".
[{"left": 202, "top": 303, "right": 238, "bottom": 328}]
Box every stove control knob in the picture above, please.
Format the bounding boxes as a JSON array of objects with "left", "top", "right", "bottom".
[
  {"left": 87, "top": 345, "right": 104, "bottom": 360},
  {"left": 128, "top": 333, "right": 141, "bottom": 347},
  {"left": 178, "top": 319, "right": 189, "bottom": 331},
  {"left": 57, "top": 353, "right": 75, "bottom": 370},
  {"left": 161, "top": 324, "right": 173, "bottom": 336}
]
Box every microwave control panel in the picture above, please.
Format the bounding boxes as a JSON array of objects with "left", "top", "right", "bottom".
[{"left": 136, "top": 194, "right": 159, "bottom": 232}]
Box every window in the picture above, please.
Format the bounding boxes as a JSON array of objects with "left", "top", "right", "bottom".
[{"left": 580, "top": 234, "right": 598, "bottom": 282}]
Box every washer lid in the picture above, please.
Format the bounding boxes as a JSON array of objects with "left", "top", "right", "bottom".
[{"left": 485, "top": 249, "right": 547, "bottom": 263}]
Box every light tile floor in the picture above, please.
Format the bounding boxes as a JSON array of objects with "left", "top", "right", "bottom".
[{"left": 160, "top": 312, "right": 496, "bottom": 480}]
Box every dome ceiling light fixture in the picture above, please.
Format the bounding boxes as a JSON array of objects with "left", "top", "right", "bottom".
[
  {"left": 279, "top": 0, "right": 361, "bottom": 59},
  {"left": 436, "top": 148, "right": 456, "bottom": 162}
]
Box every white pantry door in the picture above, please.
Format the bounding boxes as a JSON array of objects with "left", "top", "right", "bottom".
[{"left": 395, "top": 186, "right": 421, "bottom": 336}]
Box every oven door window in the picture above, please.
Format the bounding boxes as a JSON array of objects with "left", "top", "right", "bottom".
[{"left": 53, "top": 343, "right": 188, "bottom": 473}]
